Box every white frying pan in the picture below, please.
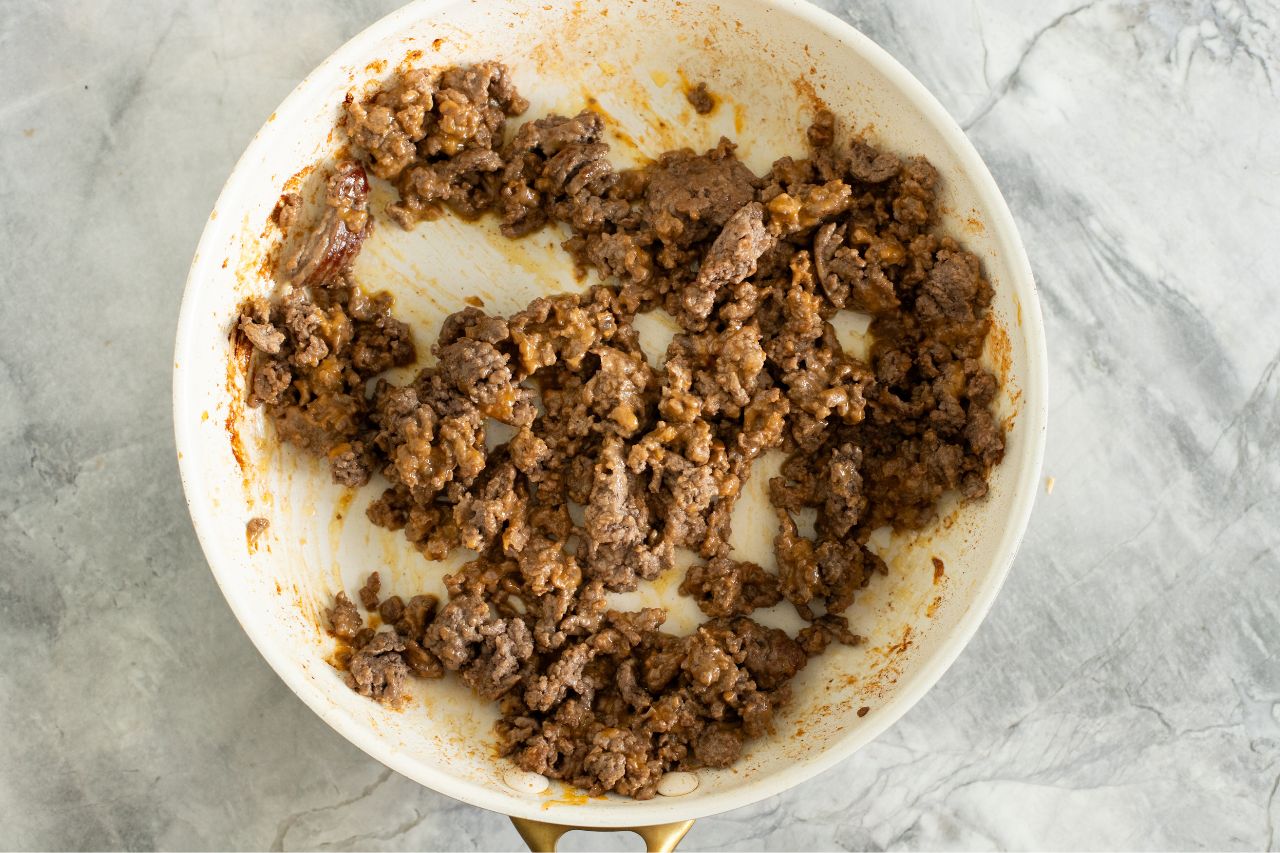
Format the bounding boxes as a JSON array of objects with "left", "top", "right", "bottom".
[{"left": 173, "top": 1, "right": 1047, "bottom": 847}]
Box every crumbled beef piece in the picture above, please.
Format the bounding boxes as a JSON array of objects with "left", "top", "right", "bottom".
[
  {"left": 258, "top": 61, "right": 1005, "bottom": 800},
  {"left": 797, "top": 614, "right": 863, "bottom": 656},
  {"left": 249, "top": 359, "right": 292, "bottom": 408},
  {"left": 245, "top": 516, "right": 269, "bottom": 547},
  {"left": 453, "top": 461, "right": 520, "bottom": 550},
  {"left": 581, "top": 346, "right": 653, "bottom": 436},
  {"left": 345, "top": 62, "right": 526, "bottom": 228},
  {"left": 358, "top": 572, "right": 382, "bottom": 610},
  {"left": 694, "top": 723, "right": 745, "bottom": 768},
  {"left": 682, "top": 202, "right": 774, "bottom": 327},
  {"left": 380, "top": 594, "right": 405, "bottom": 626},
  {"left": 769, "top": 449, "right": 821, "bottom": 511},
  {"left": 366, "top": 485, "right": 410, "bottom": 530},
  {"left": 239, "top": 297, "right": 285, "bottom": 354},
  {"left": 328, "top": 441, "right": 372, "bottom": 487},
  {"left": 436, "top": 337, "right": 535, "bottom": 425},
  {"left": 499, "top": 110, "right": 607, "bottom": 236},
  {"left": 349, "top": 290, "right": 416, "bottom": 373},
  {"left": 680, "top": 557, "right": 782, "bottom": 617},
  {"left": 822, "top": 442, "right": 865, "bottom": 537},
  {"left": 507, "top": 291, "right": 617, "bottom": 375},
  {"left": 582, "top": 231, "right": 655, "bottom": 287},
  {"left": 273, "top": 191, "right": 302, "bottom": 230},
  {"left": 344, "top": 68, "right": 435, "bottom": 181},
  {"left": 326, "top": 591, "right": 362, "bottom": 641},
  {"left": 509, "top": 426, "right": 550, "bottom": 474},
  {"left": 385, "top": 384, "right": 487, "bottom": 502},
  {"left": 766, "top": 180, "right": 852, "bottom": 236},
  {"left": 685, "top": 82, "right": 715, "bottom": 114},
  {"left": 659, "top": 454, "right": 721, "bottom": 549},
  {"left": 774, "top": 508, "right": 819, "bottom": 615},
  {"left": 286, "top": 162, "right": 372, "bottom": 288},
  {"left": 525, "top": 642, "right": 595, "bottom": 711},
  {"left": 399, "top": 636, "right": 441, "bottom": 677},
  {"left": 775, "top": 508, "right": 882, "bottom": 619},
  {"left": 400, "top": 148, "right": 504, "bottom": 219},
  {"left": 966, "top": 406, "right": 1005, "bottom": 471},
  {"left": 807, "top": 109, "right": 836, "bottom": 149},
  {"left": 584, "top": 437, "right": 671, "bottom": 590},
  {"left": 398, "top": 594, "right": 440, "bottom": 640},
  {"left": 710, "top": 616, "right": 807, "bottom": 690},
  {"left": 645, "top": 138, "right": 757, "bottom": 246},
  {"left": 461, "top": 613, "right": 535, "bottom": 699},
  {"left": 346, "top": 630, "right": 410, "bottom": 706},
  {"left": 424, "top": 593, "right": 490, "bottom": 669},
  {"left": 739, "top": 387, "right": 789, "bottom": 460},
  {"left": 579, "top": 726, "right": 662, "bottom": 798},
  {"left": 848, "top": 139, "right": 901, "bottom": 183}
]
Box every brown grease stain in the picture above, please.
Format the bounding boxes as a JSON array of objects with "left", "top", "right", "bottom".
[
  {"left": 329, "top": 489, "right": 357, "bottom": 555},
  {"left": 858, "top": 625, "right": 915, "bottom": 697},
  {"left": 791, "top": 75, "right": 828, "bottom": 115},
  {"left": 987, "top": 317, "right": 1013, "bottom": 387},
  {"left": 225, "top": 329, "right": 252, "bottom": 483},
  {"left": 931, "top": 556, "right": 945, "bottom": 584},
  {"left": 733, "top": 102, "right": 746, "bottom": 135},
  {"left": 365, "top": 59, "right": 387, "bottom": 74},
  {"left": 282, "top": 163, "right": 317, "bottom": 195},
  {"left": 582, "top": 94, "right": 642, "bottom": 153},
  {"left": 256, "top": 235, "right": 282, "bottom": 281},
  {"left": 465, "top": 295, "right": 485, "bottom": 308},
  {"left": 540, "top": 788, "right": 607, "bottom": 810},
  {"left": 400, "top": 48, "right": 425, "bottom": 72}
]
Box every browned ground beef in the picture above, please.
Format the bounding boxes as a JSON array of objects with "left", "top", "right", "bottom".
[
  {"left": 239, "top": 62, "right": 1005, "bottom": 799},
  {"left": 685, "top": 81, "right": 715, "bottom": 115}
]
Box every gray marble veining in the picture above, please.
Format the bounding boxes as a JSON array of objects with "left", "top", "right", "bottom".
[{"left": 1, "top": 0, "right": 1277, "bottom": 849}]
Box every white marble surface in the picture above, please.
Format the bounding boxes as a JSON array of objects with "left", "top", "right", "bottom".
[{"left": 2, "top": 0, "right": 1278, "bottom": 849}]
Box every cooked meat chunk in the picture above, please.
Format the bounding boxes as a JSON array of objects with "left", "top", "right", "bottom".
[
  {"left": 286, "top": 162, "right": 372, "bottom": 288},
  {"left": 345, "top": 630, "right": 410, "bottom": 706},
  {"left": 326, "top": 592, "right": 362, "bottom": 641},
  {"left": 685, "top": 82, "right": 715, "bottom": 114},
  {"left": 680, "top": 557, "right": 782, "bottom": 617},
  {"left": 646, "top": 138, "right": 756, "bottom": 246},
  {"left": 682, "top": 202, "right": 774, "bottom": 327},
  {"left": 238, "top": 297, "right": 284, "bottom": 354}
]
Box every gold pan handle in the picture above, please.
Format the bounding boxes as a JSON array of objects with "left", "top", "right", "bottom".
[{"left": 510, "top": 817, "right": 695, "bottom": 852}]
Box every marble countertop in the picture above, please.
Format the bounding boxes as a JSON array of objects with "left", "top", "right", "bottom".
[{"left": 2, "top": 0, "right": 1277, "bottom": 849}]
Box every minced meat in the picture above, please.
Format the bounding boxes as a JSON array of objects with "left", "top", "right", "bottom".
[{"left": 239, "top": 61, "right": 1005, "bottom": 799}]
